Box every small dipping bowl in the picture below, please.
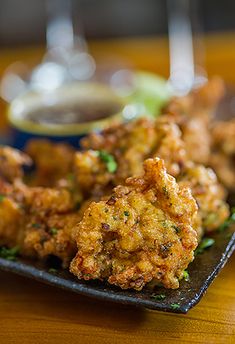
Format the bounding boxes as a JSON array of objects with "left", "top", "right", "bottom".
[{"left": 8, "top": 82, "right": 127, "bottom": 149}]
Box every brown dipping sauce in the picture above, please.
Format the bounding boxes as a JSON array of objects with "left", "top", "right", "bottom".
[{"left": 25, "top": 99, "right": 122, "bottom": 125}]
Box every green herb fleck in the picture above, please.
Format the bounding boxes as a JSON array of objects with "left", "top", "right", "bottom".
[
  {"left": 113, "top": 216, "right": 118, "bottom": 220},
  {"left": 219, "top": 208, "right": 235, "bottom": 232},
  {"left": 183, "top": 270, "right": 190, "bottom": 282},
  {"left": 0, "top": 246, "right": 20, "bottom": 261},
  {"left": 0, "top": 194, "right": 5, "bottom": 202},
  {"left": 151, "top": 294, "right": 166, "bottom": 301},
  {"left": 124, "top": 211, "right": 130, "bottom": 217},
  {"left": 66, "top": 173, "right": 75, "bottom": 182},
  {"left": 171, "top": 303, "right": 180, "bottom": 310},
  {"left": 204, "top": 212, "right": 218, "bottom": 226},
  {"left": 98, "top": 150, "right": 117, "bottom": 173},
  {"left": 32, "top": 223, "right": 41, "bottom": 229},
  {"left": 50, "top": 228, "right": 58, "bottom": 235},
  {"left": 162, "top": 186, "right": 169, "bottom": 197},
  {"left": 104, "top": 208, "right": 109, "bottom": 213},
  {"left": 172, "top": 225, "right": 181, "bottom": 234},
  {"left": 48, "top": 268, "right": 58, "bottom": 274},
  {"left": 195, "top": 237, "right": 215, "bottom": 255}
]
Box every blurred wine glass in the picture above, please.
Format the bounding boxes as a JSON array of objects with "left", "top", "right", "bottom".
[
  {"left": 167, "top": 0, "right": 207, "bottom": 96},
  {"left": 0, "top": 0, "right": 96, "bottom": 101}
]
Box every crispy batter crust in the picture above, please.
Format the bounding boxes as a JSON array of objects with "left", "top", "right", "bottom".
[{"left": 70, "top": 158, "right": 198, "bottom": 290}]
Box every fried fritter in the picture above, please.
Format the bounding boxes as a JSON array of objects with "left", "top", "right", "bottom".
[
  {"left": 81, "top": 118, "right": 158, "bottom": 183},
  {"left": 152, "top": 117, "right": 187, "bottom": 176},
  {"left": 164, "top": 77, "right": 225, "bottom": 120},
  {"left": 70, "top": 158, "right": 198, "bottom": 291},
  {"left": 162, "top": 78, "right": 225, "bottom": 165},
  {"left": 210, "top": 119, "right": 235, "bottom": 190},
  {"left": 0, "top": 146, "right": 32, "bottom": 182},
  {"left": 0, "top": 196, "right": 24, "bottom": 247},
  {"left": 25, "top": 139, "right": 75, "bottom": 186},
  {"left": 178, "top": 163, "right": 229, "bottom": 235},
  {"left": 73, "top": 150, "right": 114, "bottom": 198},
  {"left": 22, "top": 213, "right": 80, "bottom": 267},
  {"left": 79, "top": 117, "right": 188, "bottom": 200}
]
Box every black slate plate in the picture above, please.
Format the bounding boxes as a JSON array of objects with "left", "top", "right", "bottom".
[
  {"left": 0, "top": 226, "right": 234, "bottom": 314},
  {"left": 1, "top": 86, "right": 235, "bottom": 314}
]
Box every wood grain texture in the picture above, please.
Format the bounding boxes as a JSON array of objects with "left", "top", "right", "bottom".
[
  {"left": 0, "top": 253, "right": 235, "bottom": 344},
  {"left": 0, "top": 33, "right": 235, "bottom": 343}
]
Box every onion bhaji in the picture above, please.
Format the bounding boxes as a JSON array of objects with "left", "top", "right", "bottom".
[
  {"left": 70, "top": 158, "right": 198, "bottom": 291},
  {"left": 25, "top": 139, "right": 75, "bottom": 187},
  {"left": 79, "top": 117, "right": 188, "bottom": 200},
  {"left": 0, "top": 146, "right": 32, "bottom": 182},
  {"left": 210, "top": 119, "right": 235, "bottom": 190},
  {"left": 162, "top": 77, "right": 225, "bottom": 165},
  {"left": 178, "top": 163, "right": 229, "bottom": 237}
]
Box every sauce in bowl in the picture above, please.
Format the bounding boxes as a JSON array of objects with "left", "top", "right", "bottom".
[{"left": 8, "top": 82, "right": 126, "bottom": 148}]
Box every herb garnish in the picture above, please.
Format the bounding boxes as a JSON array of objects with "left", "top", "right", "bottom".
[
  {"left": 50, "top": 228, "right": 58, "bottom": 235},
  {"left": 172, "top": 225, "right": 181, "bottom": 234},
  {"left": 48, "top": 268, "right": 58, "bottom": 274},
  {"left": 183, "top": 270, "right": 190, "bottom": 282},
  {"left": 32, "top": 223, "right": 41, "bottom": 229},
  {"left": 124, "top": 211, "right": 130, "bottom": 217},
  {"left": 195, "top": 238, "right": 215, "bottom": 255},
  {"left": 171, "top": 303, "right": 180, "bottom": 310},
  {"left": 98, "top": 150, "right": 117, "bottom": 173},
  {"left": 151, "top": 294, "right": 166, "bottom": 301},
  {"left": 0, "top": 246, "right": 20, "bottom": 261},
  {"left": 0, "top": 194, "right": 5, "bottom": 202},
  {"left": 219, "top": 208, "right": 235, "bottom": 232}
]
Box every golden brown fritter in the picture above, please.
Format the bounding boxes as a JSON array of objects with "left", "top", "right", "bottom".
[
  {"left": 164, "top": 77, "right": 225, "bottom": 120},
  {"left": 210, "top": 119, "right": 235, "bottom": 190},
  {"left": 25, "top": 139, "right": 75, "bottom": 186},
  {"left": 79, "top": 117, "right": 188, "bottom": 200},
  {"left": 178, "top": 163, "right": 229, "bottom": 235},
  {"left": 0, "top": 176, "right": 80, "bottom": 266},
  {"left": 0, "top": 146, "right": 32, "bottom": 182},
  {"left": 81, "top": 118, "right": 158, "bottom": 183},
  {"left": 162, "top": 78, "right": 225, "bottom": 165},
  {"left": 22, "top": 213, "right": 80, "bottom": 267},
  {"left": 73, "top": 150, "right": 114, "bottom": 198},
  {"left": 152, "top": 117, "right": 187, "bottom": 177},
  {"left": 0, "top": 196, "right": 24, "bottom": 247},
  {"left": 70, "top": 158, "right": 198, "bottom": 291}
]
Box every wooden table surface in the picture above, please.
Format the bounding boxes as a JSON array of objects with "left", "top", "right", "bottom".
[{"left": 0, "top": 33, "right": 235, "bottom": 343}]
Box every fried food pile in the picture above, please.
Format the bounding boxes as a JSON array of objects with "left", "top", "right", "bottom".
[
  {"left": 0, "top": 77, "right": 233, "bottom": 291},
  {"left": 70, "top": 158, "right": 198, "bottom": 290}
]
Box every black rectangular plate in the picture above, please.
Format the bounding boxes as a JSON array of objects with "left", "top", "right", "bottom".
[{"left": 0, "top": 227, "right": 234, "bottom": 314}]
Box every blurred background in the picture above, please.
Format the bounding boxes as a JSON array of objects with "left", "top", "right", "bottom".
[
  {"left": 0, "top": 0, "right": 234, "bottom": 45},
  {"left": 1, "top": 0, "right": 235, "bottom": 137}
]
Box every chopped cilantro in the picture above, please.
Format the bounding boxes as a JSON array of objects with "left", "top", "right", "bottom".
[
  {"left": 0, "top": 246, "right": 20, "bottom": 261},
  {"left": 172, "top": 225, "right": 181, "bottom": 234},
  {"left": 32, "top": 223, "right": 41, "bottom": 229},
  {"left": 66, "top": 173, "right": 75, "bottom": 182},
  {"left": 48, "top": 268, "right": 58, "bottom": 274},
  {"left": 151, "top": 294, "right": 166, "bottom": 301},
  {"left": 162, "top": 186, "right": 169, "bottom": 197},
  {"left": 50, "top": 228, "right": 58, "bottom": 235},
  {"left": 195, "top": 238, "right": 215, "bottom": 255},
  {"left": 171, "top": 303, "right": 180, "bottom": 310},
  {"left": 183, "top": 270, "right": 190, "bottom": 282},
  {"left": 124, "top": 211, "right": 130, "bottom": 217},
  {"left": 0, "top": 194, "right": 5, "bottom": 202},
  {"left": 98, "top": 150, "right": 117, "bottom": 173},
  {"left": 219, "top": 208, "right": 235, "bottom": 232}
]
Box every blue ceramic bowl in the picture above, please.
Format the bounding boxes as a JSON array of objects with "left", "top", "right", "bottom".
[{"left": 8, "top": 82, "right": 127, "bottom": 149}]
